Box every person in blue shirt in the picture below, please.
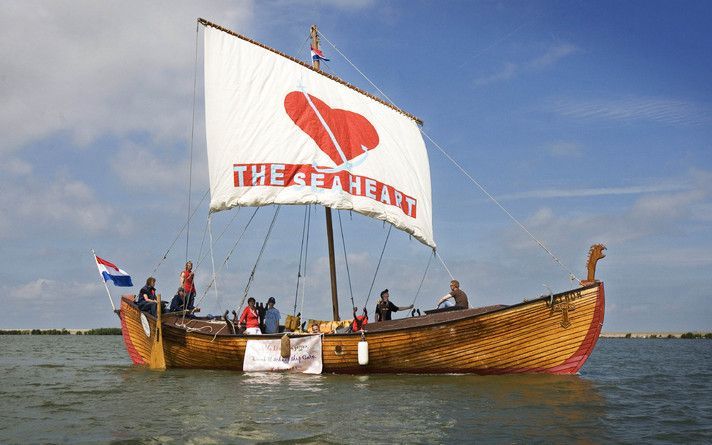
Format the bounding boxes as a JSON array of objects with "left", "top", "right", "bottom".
[
  {"left": 136, "top": 277, "right": 158, "bottom": 316},
  {"left": 169, "top": 287, "right": 189, "bottom": 312},
  {"left": 264, "top": 297, "right": 281, "bottom": 334},
  {"left": 169, "top": 287, "right": 200, "bottom": 315}
]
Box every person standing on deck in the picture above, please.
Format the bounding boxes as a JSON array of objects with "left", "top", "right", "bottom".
[
  {"left": 436, "top": 280, "right": 469, "bottom": 309},
  {"left": 263, "top": 297, "right": 280, "bottom": 334},
  {"left": 239, "top": 297, "right": 261, "bottom": 334},
  {"left": 179, "top": 261, "right": 196, "bottom": 311},
  {"left": 375, "top": 289, "right": 413, "bottom": 322}
]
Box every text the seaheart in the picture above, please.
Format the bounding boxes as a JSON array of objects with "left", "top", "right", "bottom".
[{"left": 233, "top": 163, "right": 418, "bottom": 218}]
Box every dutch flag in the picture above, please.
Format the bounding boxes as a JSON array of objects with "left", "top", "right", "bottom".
[
  {"left": 311, "top": 46, "right": 330, "bottom": 62},
  {"left": 95, "top": 255, "right": 133, "bottom": 287}
]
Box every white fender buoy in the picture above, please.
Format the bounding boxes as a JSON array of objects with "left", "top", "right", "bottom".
[{"left": 358, "top": 333, "right": 369, "bottom": 365}]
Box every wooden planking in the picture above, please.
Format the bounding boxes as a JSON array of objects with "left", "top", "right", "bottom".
[
  {"left": 320, "top": 286, "right": 599, "bottom": 372},
  {"left": 120, "top": 299, "right": 153, "bottom": 363},
  {"left": 118, "top": 305, "right": 145, "bottom": 365},
  {"left": 117, "top": 284, "right": 604, "bottom": 374},
  {"left": 324, "top": 286, "right": 590, "bottom": 367}
]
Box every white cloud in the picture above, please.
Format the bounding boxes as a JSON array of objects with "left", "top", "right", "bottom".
[
  {"left": 0, "top": 168, "right": 134, "bottom": 239},
  {"left": 620, "top": 247, "right": 712, "bottom": 267},
  {"left": 112, "top": 140, "right": 209, "bottom": 192},
  {"left": 0, "top": 158, "right": 33, "bottom": 176},
  {"left": 528, "top": 43, "right": 580, "bottom": 69},
  {"left": 311, "top": 0, "right": 375, "bottom": 9},
  {"left": 473, "top": 42, "right": 579, "bottom": 86},
  {"left": 547, "top": 141, "right": 583, "bottom": 157},
  {"left": 497, "top": 183, "right": 690, "bottom": 201},
  {"left": 473, "top": 62, "right": 518, "bottom": 86},
  {"left": 547, "top": 96, "right": 711, "bottom": 125},
  {"left": 6, "top": 278, "right": 95, "bottom": 302},
  {"left": 0, "top": 1, "right": 255, "bottom": 154},
  {"left": 502, "top": 170, "right": 711, "bottom": 250},
  {"left": 0, "top": 0, "right": 380, "bottom": 155},
  {"left": 0, "top": 278, "right": 116, "bottom": 328}
]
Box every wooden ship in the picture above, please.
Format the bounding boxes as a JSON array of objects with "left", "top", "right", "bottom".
[{"left": 117, "top": 19, "right": 606, "bottom": 374}]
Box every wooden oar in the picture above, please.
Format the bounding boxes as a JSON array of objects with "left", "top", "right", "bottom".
[{"left": 149, "top": 294, "right": 166, "bottom": 370}]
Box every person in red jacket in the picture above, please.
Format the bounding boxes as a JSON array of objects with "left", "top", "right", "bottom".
[
  {"left": 180, "top": 261, "right": 196, "bottom": 308},
  {"left": 239, "top": 297, "right": 261, "bottom": 334}
]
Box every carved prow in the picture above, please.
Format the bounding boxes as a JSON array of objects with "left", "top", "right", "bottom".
[{"left": 581, "top": 244, "right": 606, "bottom": 285}]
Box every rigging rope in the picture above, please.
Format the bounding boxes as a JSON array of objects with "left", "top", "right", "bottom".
[
  {"left": 207, "top": 214, "right": 219, "bottom": 306},
  {"left": 319, "top": 31, "right": 397, "bottom": 109},
  {"left": 363, "top": 224, "right": 392, "bottom": 310},
  {"left": 185, "top": 22, "right": 200, "bottom": 263},
  {"left": 194, "top": 207, "right": 260, "bottom": 309},
  {"left": 299, "top": 205, "right": 312, "bottom": 316},
  {"left": 195, "top": 216, "right": 209, "bottom": 271},
  {"left": 320, "top": 30, "right": 581, "bottom": 284},
  {"left": 236, "top": 206, "right": 282, "bottom": 312},
  {"left": 152, "top": 189, "right": 210, "bottom": 275},
  {"left": 294, "top": 33, "right": 311, "bottom": 63},
  {"left": 410, "top": 251, "right": 434, "bottom": 307},
  {"left": 293, "top": 206, "right": 308, "bottom": 316},
  {"left": 337, "top": 210, "right": 356, "bottom": 311},
  {"left": 182, "top": 213, "right": 218, "bottom": 326},
  {"left": 195, "top": 207, "right": 242, "bottom": 272},
  {"left": 436, "top": 250, "right": 455, "bottom": 281},
  {"left": 421, "top": 130, "right": 581, "bottom": 283}
]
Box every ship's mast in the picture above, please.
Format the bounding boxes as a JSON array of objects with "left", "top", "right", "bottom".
[{"left": 311, "top": 25, "right": 340, "bottom": 321}]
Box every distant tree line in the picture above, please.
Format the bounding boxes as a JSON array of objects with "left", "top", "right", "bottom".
[
  {"left": 623, "top": 332, "right": 712, "bottom": 339},
  {"left": 680, "top": 332, "right": 712, "bottom": 339},
  {"left": 0, "top": 328, "right": 122, "bottom": 335},
  {"left": 76, "top": 328, "right": 122, "bottom": 335}
]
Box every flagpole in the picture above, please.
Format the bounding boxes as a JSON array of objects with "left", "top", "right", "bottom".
[
  {"left": 92, "top": 249, "right": 117, "bottom": 311},
  {"left": 311, "top": 24, "right": 340, "bottom": 322}
]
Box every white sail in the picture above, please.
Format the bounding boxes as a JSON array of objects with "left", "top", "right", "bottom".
[{"left": 204, "top": 25, "right": 435, "bottom": 248}]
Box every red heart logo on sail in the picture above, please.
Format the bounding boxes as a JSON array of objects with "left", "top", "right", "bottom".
[{"left": 284, "top": 91, "right": 379, "bottom": 166}]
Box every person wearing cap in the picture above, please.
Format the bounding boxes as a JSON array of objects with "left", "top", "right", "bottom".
[
  {"left": 264, "top": 296, "right": 281, "bottom": 334},
  {"left": 374, "top": 289, "right": 413, "bottom": 322}
]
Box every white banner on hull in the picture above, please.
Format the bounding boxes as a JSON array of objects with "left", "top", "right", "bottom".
[{"left": 243, "top": 335, "right": 323, "bottom": 374}]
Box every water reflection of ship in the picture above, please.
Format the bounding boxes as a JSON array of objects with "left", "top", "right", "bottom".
[{"left": 405, "top": 374, "right": 608, "bottom": 441}]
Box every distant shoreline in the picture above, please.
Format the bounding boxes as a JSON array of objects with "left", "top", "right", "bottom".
[
  {"left": 601, "top": 331, "right": 712, "bottom": 339},
  {"left": 0, "top": 328, "right": 121, "bottom": 335}
]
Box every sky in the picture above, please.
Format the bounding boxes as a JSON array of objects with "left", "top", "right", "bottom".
[{"left": 1, "top": 0, "right": 710, "bottom": 332}]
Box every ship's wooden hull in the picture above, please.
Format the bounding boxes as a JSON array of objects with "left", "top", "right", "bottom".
[{"left": 118, "top": 282, "right": 604, "bottom": 374}]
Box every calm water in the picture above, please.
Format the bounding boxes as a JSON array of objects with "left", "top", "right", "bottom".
[{"left": 0, "top": 336, "right": 710, "bottom": 444}]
